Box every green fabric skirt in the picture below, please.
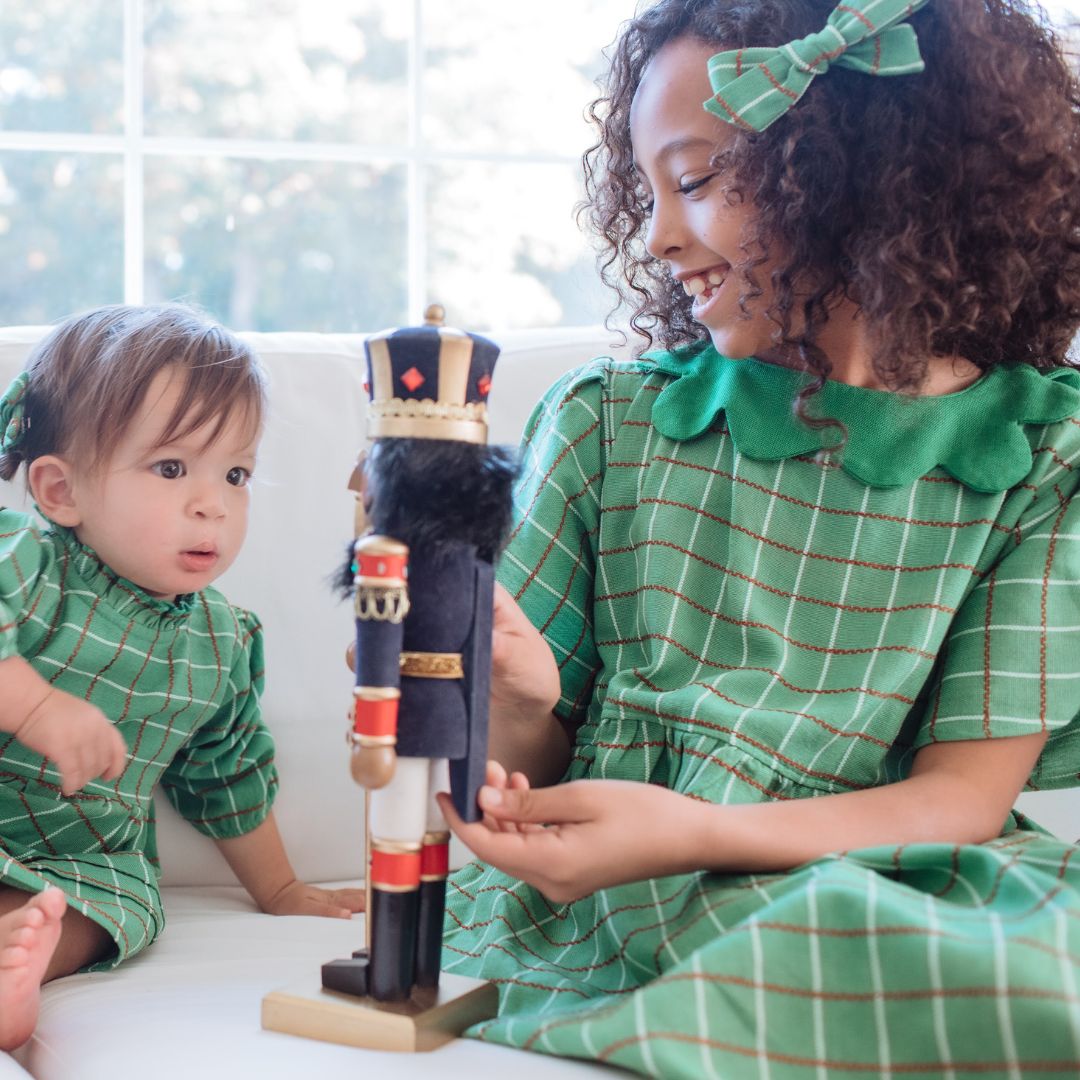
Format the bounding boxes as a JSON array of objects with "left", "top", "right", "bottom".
[{"left": 443, "top": 720, "right": 1080, "bottom": 1077}]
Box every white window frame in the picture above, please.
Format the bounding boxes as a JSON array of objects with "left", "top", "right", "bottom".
[{"left": 0, "top": 0, "right": 584, "bottom": 324}]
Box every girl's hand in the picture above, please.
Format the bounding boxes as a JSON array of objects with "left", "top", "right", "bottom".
[
  {"left": 14, "top": 687, "right": 128, "bottom": 796},
  {"left": 477, "top": 759, "right": 543, "bottom": 834},
  {"left": 259, "top": 880, "right": 365, "bottom": 919},
  {"left": 438, "top": 777, "right": 711, "bottom": 903},
  {"left": 490, "top": 581, "right": 560, "bottom": 724}
]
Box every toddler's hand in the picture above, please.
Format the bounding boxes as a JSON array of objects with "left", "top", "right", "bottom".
[
  {"left": 491, "top": 582, "right": 560, "bottom": 722},
  {"left": 15, "top": 687, "right": 128, "bottom": 796},
  {"left": 261, "top": 881, "right": 364, "bottom": 919}
]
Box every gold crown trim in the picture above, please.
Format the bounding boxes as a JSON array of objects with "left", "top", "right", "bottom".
[{"left": 369, "top": 398, "right": 487, "bottom": 424}]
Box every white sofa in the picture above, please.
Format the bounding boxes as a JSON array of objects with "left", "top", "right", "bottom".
[{"left": 0, "top": 324, "right": 1076, "bottom": 1080}]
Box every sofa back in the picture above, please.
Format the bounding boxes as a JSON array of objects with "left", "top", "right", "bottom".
[{"left": 0, "top": 324, "right": 635, "bottom": 884}]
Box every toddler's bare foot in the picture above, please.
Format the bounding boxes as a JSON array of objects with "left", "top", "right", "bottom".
[{"left": 0, "top": 887, "right": 66, "bottom": 1050}]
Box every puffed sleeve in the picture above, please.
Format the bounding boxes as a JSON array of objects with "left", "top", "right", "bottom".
[
  {"left": 160, "top": 608, "right": 279, "bottom": 838},
  {"left": 495, "top": 362, "right": 611, "bottom": 727},
  {"left": 0, "top": 509, "right": 48, "bottom": 660},
  {"left": 912, "top": 436, "right": 1080, "bottom": 790}
]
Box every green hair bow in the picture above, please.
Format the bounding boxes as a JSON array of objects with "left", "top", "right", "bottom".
[
  {"left": 704, "top": 0, "right": 930, "bottom": 132},
  {"left": 0, "top": 371, "right": 30, "bottom": 455}
]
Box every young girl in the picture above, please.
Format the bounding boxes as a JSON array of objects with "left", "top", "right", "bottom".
[
  {"left": 0, "top": 304, "right": 363, "bottom": 1051},
  {"left": 437, "top": 0, "right": 1080, "bottom": 1074}
]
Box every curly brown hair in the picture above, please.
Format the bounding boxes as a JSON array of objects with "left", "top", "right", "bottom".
[{"left": 583, "top": 0, "right": 1080, "bottom": 397}]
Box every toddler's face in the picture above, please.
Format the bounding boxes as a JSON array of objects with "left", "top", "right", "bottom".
[
  {"left": 630, "top": 36, "right": 784, "bottom": 360},
  {"left": 67, "top": 368, "right": 259, "bottom": 602}
]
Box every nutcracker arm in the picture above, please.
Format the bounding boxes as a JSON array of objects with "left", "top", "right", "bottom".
[
  {"left": 449, "top": 557, "right": 494, "bottom": 824},
  {"left": 348, "top": 534, "right": 410, "bottom": 790}
]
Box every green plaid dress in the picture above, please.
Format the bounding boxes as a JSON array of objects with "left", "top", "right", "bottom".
[
  {"left": 0, "top": 510, "right": 277, "bottom": 970},
  {"left": 443, "top": 348, "right": 1080, "bottom": 1077}
]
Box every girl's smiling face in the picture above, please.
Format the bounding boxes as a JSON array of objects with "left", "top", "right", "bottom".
[{"left": 630, "top": 36, "right": 783, "bottom": 360}]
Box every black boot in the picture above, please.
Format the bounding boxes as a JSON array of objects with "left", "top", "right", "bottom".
[
  {"left": 321, "top": 953, "right": 370, "bottom": 997},
  {"left": 369, "top": 887, "right": 420, "bottom": 1002},
  {"left": 414, "top": 879, "right": 446, "bottom": 989}
]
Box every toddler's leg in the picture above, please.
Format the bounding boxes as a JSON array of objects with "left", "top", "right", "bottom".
[{"left": 0, "top": 885, "right": 110, "bottom": 1051}]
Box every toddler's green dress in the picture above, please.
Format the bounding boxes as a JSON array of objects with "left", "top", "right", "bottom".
[
  {"left": 0, "top": 510, "right": 276, "bottom": 968},
  {"left": 443, "top": 348, "right": 1080, "bottom": 1077}
]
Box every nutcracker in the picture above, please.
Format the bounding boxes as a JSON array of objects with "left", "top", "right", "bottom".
[{"left": 321, "top": 305, "right": 516, "bottom": 1003}]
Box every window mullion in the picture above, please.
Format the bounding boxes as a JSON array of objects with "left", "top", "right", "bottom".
[
  {"left": 407, "top": 0, "right": 426, "bottom": 323},
  {"left": 123, "top": 0, "right": 144, "bottom": 304}
]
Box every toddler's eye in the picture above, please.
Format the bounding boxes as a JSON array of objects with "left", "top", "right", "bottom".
[
  {"left": 152, "top": 460, "right": 185, "bottom": 480},
  {"left": 226, "top": 466, "right": 251, "bottom": 487}
]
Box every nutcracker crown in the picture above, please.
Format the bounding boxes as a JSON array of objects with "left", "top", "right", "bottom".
[{"left": 363, "top": 306, "right": 500, "bottom": 445}]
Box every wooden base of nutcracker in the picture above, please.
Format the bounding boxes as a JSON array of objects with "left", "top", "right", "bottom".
[{"left": 261, "top": 973, "right": 498, "bottom": 1053}]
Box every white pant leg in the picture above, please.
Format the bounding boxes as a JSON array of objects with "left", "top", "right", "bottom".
[{"left": 369, "top": 757, "right": 450, "bottom": 844}]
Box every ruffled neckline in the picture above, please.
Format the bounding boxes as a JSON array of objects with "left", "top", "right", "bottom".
[
  {"left": 49, "top": 523, "right": 196, "bottom": 627},
  {"left": 645, "top": 346, "right": 1080, "bottom": 492}
]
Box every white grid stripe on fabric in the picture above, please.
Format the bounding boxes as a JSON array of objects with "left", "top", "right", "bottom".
[
  {"left": 952, "top": 622, "right": 1080, "bottom": 636},
  {"left": 730, "top": 458, "right": 815, "bottom": 749},
  {"left": 991, "top": 913, "right": 1023, "bottom": 1080},
  {"left": 915, "top": 484, "right": 967, "bottom": 651},
  {"left": 866, "top": 871, "right": 892, "bottom": 1078},
  {"left": 633, "top": 987, "right": 657, "bottom": 1077},
  {"left": 777, "top": 482, "right": 871, "bottom": 763},
  {"left": 637, "top": 450, "right": 679, "bottom": 680},
  {"left": 692, "top": 951, "right": 723, "bottom": 1080},
  {"left": 943, "top": 670, "right": 1080, "bottom": 682},
  {"left": 808, "top": 875, "right": 829, "bottom": 1080},
  {"left": 597, "top": 379, "right": 633, "bottom": 677},
  {"left": 924, "top": 893, "right": 957, "bottom": 1079},
  {"left": 751, "top": 916, "right": 771, "bottom": 1080},
  {"left": 833, "top": 479, "right": 922, "bottom": 783},
  {"left": 660, "top": 434, "right": 728, "bottom": 724},
  {"left": 1056, "top": 907, "right": 1080, "bottom": 1061}
]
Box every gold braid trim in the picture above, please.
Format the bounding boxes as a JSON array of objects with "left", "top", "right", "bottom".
[
  {"left": 399, "top": 651, "right": 464, "bottom": 679},
  {"left": 355, "top": 584, "right": 410, "bottom": 622}
]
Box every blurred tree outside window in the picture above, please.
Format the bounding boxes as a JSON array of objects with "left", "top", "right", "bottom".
[{"left": 0, "top": 0, "right": 633, "bottom": 332}]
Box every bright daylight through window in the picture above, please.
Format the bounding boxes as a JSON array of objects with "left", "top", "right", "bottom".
[
  {"left": 0, "top": 0, "right": 632, "bottom": 332},
  {"left": 1, "top": 1, "right": 1076, "bottom": 333}
]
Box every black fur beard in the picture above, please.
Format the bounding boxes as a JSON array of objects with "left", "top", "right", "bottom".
[{"left": 335, "top": 438, "right": 518, "bottom": 597}]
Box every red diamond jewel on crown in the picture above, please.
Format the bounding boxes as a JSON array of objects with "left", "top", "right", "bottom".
[
  {"left": 477, "top": 373, "right": 492, "bottom": 398},
  {"left": 400, "top": 367, "right": 425, "bottom": 392}
]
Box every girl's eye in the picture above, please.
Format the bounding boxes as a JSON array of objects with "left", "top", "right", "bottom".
[
  {"left": 226, "top": 466, "right": 251, "bottom": 487},
  {"left": 677, "top": 173, "right": 718, "bottom": 197},
  {"left": 152, "top": 460, "right": 185, "bottom": 480}
]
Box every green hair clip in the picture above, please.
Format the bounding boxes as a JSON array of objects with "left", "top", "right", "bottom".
[{"left": 0, "top": 371, "right": 31, "bottom": 455}]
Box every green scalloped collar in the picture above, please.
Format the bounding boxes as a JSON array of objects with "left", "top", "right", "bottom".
[{"left": 645, "top": 346, "right": 1080, "bottom": 492}]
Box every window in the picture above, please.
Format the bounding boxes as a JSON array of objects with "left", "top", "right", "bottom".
[
  {"left": 0, "top": 0, "right": 630, "bottom": 331},
  {"left": 4, "top": 2, "right": 1077, "bottom": 333}
]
